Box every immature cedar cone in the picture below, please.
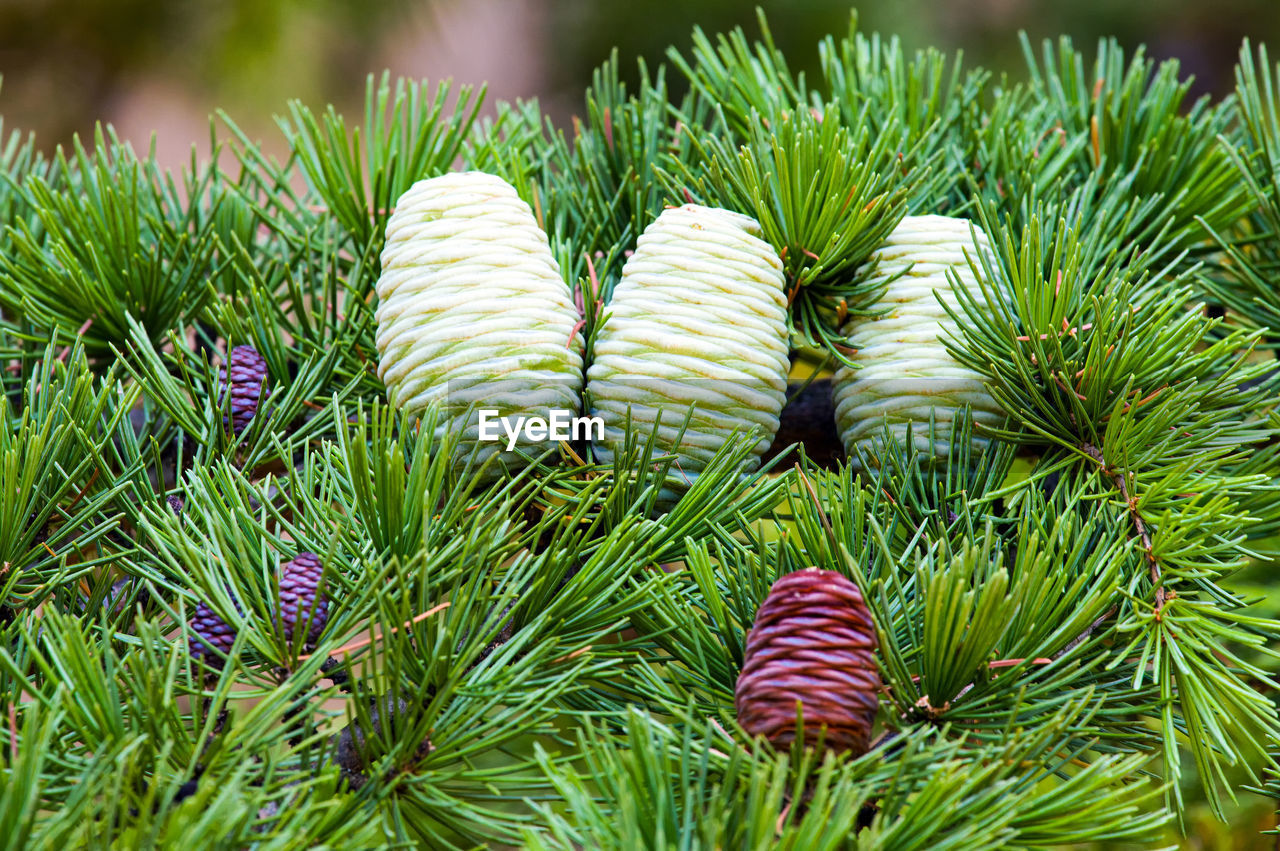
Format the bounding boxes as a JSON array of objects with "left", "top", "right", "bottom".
[
  {"left": 586, "top": 204, "right": 789, "bottom": 504},
  {"left": 189, "top": 598, "right": 238, "bottom": 666},
  {"left": 374, "top": 172, "right": 584, "bottom": 469},
  {"left": 832, "top": 215, "right": 1003, "bottom": 468},
  {"left": 735, "top": 568, "right": 880, "bottom": 755},
  {"left": 278, "top": 551, "right": 328, "bottom": 645},
  {"left": 220, "top": 344, "right": 269, "bottom": 434}
]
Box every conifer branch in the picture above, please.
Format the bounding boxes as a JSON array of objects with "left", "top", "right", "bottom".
[{"left": 1080, "top": 441, "right": 1166, "bottom": 612}]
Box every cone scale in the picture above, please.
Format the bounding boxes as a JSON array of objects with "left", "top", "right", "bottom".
[
  {"left": 188, "top": 598, "right": 238, "bottom": 667},
  {"left": 188, "top": 552, "right": 329, "bottom": 666}
]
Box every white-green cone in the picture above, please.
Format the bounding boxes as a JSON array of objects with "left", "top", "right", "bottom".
[
  {"left": 375, "top": 172, "right": 584, "bottom": 467},
  {"left": 587, "top": 204, "right": 789, "bottom": 502},
  {"left": 832, "top": 214, "right": 1002, "bottom": 467}
]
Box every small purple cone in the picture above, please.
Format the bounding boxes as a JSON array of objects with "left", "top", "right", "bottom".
[
  {"left": 279, "top": 552, "right": 328, "bottom": 646},
  {"left": 189, "top": 599, "right": 238, "bottom": 666},
  {"left": 220, "top": 345, "right": 269, "bottom": 434}
]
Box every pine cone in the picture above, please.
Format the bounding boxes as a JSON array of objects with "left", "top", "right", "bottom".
[
  {"left": 831, "top": 215, "right": 1003, "bottom": 468},
  {"left": 735, "top": 568, "right": 880, "bottom": 756},
  {"left": 278, "top": 552, "right": 328, "bottom": 645},
  {"left": 374, "top": 172, "right": 584, "bottom": 471},
  {"left": 220, "top": 344, "right": 269, "bottom": 434},
  {"left": 586, "top": 204, "right": 789, "bottom": 505},
  {"left": 189, "top": 599, "right": 238, "bottom": 666}
]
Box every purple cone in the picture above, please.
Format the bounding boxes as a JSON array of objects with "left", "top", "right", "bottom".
[
  {"left": 219, "top": 345, "right": 269, "bottom": 434},
  {"left": 279, "top": 552, "right": 328, "bottom": 645},
  {"left": 189, "top": 598, "right": 238, "bottom": 666}
]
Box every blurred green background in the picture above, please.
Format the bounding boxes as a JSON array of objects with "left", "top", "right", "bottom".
[{"left": 1, "top": 0, "right": 1279, "bottom": 169}]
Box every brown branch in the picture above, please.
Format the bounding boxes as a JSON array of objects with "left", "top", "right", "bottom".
[
  {"left": 1053, "top": 373, "right": 1087, "bottom": 401},
  {"left": 566, "top": 318, "right": 586, "bottom": 349},
  {"left": 1081, "top": 442, "right": 1166, "bottom": 614},
  {"left": 551, "top": 645, "right": 591, "bottom": 664},
  {"left": 1055, "top": 605, "right": 1118, "bottom": 659},
  {"left": 297, "top": 602, "right": 450, "bottom": 660},
  {"left": 57, "top": 320, "right": 93, "bottom": 361},
  {"left": 1016, "top": 321, "right": 1093, "bottom": 341},
  {"left": 65, "top": 467, "right": 99, "bottom": 514},
  {"left": 531, "top": 187, "right": 545, "bottom": 232}
]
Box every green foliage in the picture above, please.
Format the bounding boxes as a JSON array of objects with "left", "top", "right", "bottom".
[
  {"left": 0, "top": 128, "right": 221, "bottom": 352},
  {"left": 526, "top": 711, "right": 872, "bottom": 850},
  {"left": 1200, "top": 42, "right": 1280, "bottom": 343},
  {"left": 663, "top": 103, "right": 914, "bottom": 361},
  {"left": 0, "top": 343, "right": 135, "bottom": 613},
  {"left": 669, "top": 11, "right": 810, "bottom": 139},
  {"left": 1013, "top": 34, "right": 1252, "bottom": 265},
  {"left": 943, "top": 198, "right": 1280, "bottom": 814},
  {"left": 545, "top": 54, "right": 689, "bottom": 283},
  {"left": 0, "top": 104, "right": 65, "bottom": 253},
  {"left": 528, "top": 704, "right": 1169, "bottom": 850},
  {"left": 816, "top": 12, "right": 990, "bottom": 213},
  {"left": 275, "top": 72, "right": 485, "bottom": 252}
]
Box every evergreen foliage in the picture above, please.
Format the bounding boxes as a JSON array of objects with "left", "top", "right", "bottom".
[{"left": 0, "top": 9, "right": 1278, "bottom": 848}]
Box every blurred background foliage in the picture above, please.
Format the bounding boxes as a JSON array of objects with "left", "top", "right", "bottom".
[{"left": 1, "top": 0, "right": 1279, "bottom": 168}]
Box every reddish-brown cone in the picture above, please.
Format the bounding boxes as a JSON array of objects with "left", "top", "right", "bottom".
[
  {"left": 220, "top": 345, "right": 269, "bottom": 434},
  {"left": 278, "top": 552, "right": 328, "bottom": 646},
  {"left": 734, "top": 567, "right": 881, "bottom": 755}
]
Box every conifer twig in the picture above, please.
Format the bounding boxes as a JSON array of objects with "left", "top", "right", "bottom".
[
  {"left": 1081, "top": 443, "right": 1166, "bottom": 613},
  {"left": 298, "top": 602, "right": 451, "bottom": 660},
  {"left": 1056, "top": 605, "right": 1118, "bottom": 659}
]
